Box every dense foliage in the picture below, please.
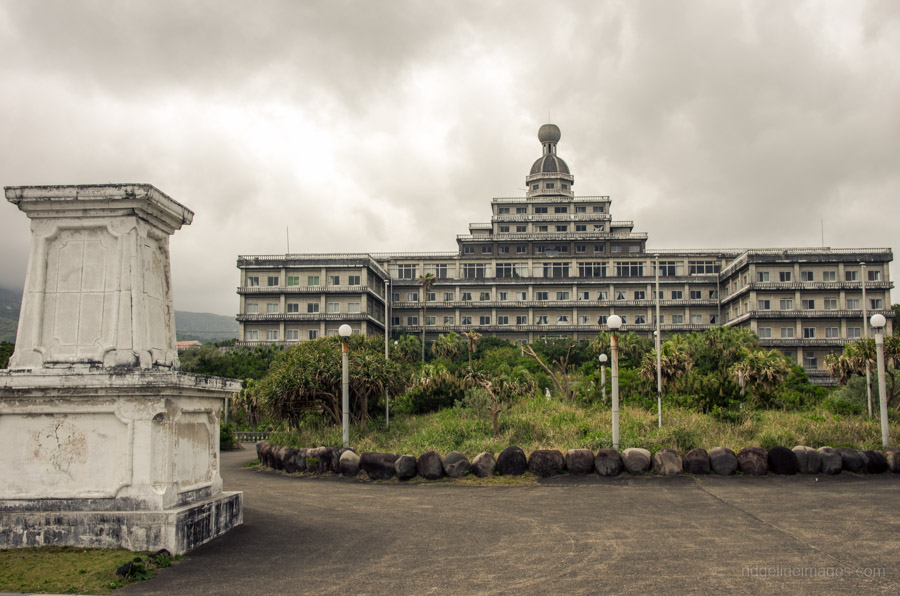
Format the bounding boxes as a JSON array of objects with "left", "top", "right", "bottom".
[{"left": 0, "top": 341, "right": 13, "bottom": 369}]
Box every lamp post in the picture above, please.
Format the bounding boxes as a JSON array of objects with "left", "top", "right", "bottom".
[
  {"left": 599, "top": 354, "right": 607, "bottom": 403},
  {"left": 384, "top": 279, "right": 390, "bottom": 429},
  {"left": 339, "top": 324, "right": 352, "bottom": 448},
  {"left": 607, "top": 314, "right": 622, "bottom": 449},
  {"left": 870, "top": 314, "right": 889, "bottom": 448},
  {"left": 654, "top": 255, "right": 662, "bottom": 429}
]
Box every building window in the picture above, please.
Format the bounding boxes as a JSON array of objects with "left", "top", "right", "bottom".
[
  {"left": 779, "top": 272, "right": 792, "bottom": 282},
  {"left": 516, "top": 225, "right": 527, "bottom": 233},
  {"left": 554, "top": 206, "right": 567, "bottom": 213},
  {"left": 615, "top": 291, "right": 626, "bottom": 300},
  {"left": 327, "top": 302, "right": 340, "bottom": 313},
  {"left": 556, "top": 225, "right": 568, "bottom": 232},
  {"left": 578, "top": 315, "right": 590, "bottom": 325},
  {"left": 579, "top": 262, "right": 607, "bottom": 278},
  {"left": 266, "top": 330, "right": 279, "bottom": 341},
  {"left": 803, "top": 327, "right": 816, "bottom": 338},
  {"left": 781, "top": 327, "right": 794, "bottom": 338},
  {"left": 536, "top": 291, "right": 549, "bottom": 301},
  {"left": 287, "top": 302, "right": 299, "bottom": 313},
  {"left": 801, "top": 271, "right": 814, "bottom": 282},
  {"left": 615, "top": 262, "right": 644, "bottom": 277},
  {"left": 594, "top": 244, "right": 604, "bottom": 253},
  {"left": 479, "top": 315, "right": 491, "bottom": 325},
  {"left": 397, "top": 264, "right": 417, "bottom": 279},
  {"left": 546, "top": 183, "right": 555, "bottom": 189},
  {"left": 543, "top": 263, "right": 570, "bottom": 278},
  {"left": 516, "top": 315, "right": 528, "bottom": 325},
  {"left": 824, "top": 298, "right": 838, "bottom": 310},
  {"left": 247, "top": 276, "right": 259, "bottom": 287},
  {"left": 576, "top": 244, "right": 587, "bottom": 253},
  {"left": 671, "top": 314, "right": 684, "bottom": 324},
  {"left": 348, "top": 302, "right": 360, "bottom": 313},
  {"left": 868, "top": 270, "right": 881, "bottom": 281},
  {"left": 690, "top": 314, "right": 702, "bottom": 324},
  {"left": 535, "top": 207, "right": 548, "bottom": 214},
  {"left": 594, "top": 205, "right": 604, "bottom": 213},
  {"left": 532, "top": 184, "right": 539, "bottom": 190},
  {"left": 266, "top": 303, "right": 279, "bottom": 314},
  {"left": 499, "top": 245, "right": 510, "bottom": 254},
  {"left": 308, "top": 275, "right": 320, "bottom": 286},
  {"left": 516, "top": 207, "right": 526, "bottom": 214},
  {"left": 499, "top": 226, "right": 510, "bottom": 233},
  {"left": 307, "top": 329, "right": 318, "bottom": 340},
  {"left": 515, "top": 291, "right": 527, "bottom": 300},
  {"left": 536, "top": 225, "right": 549, "bottom": 233},
  {"left": 482, "top": 246, "right": 492, "bottom": 254},
  {"left": 848, "top": 327, "right": 861, "bottom": 339},
  {"left": 823, "top": 271, "right": 836, "bottom": 281},
  {"left": 462, "top": 264, "right": 486, "bottom": 279},
  {"left": 611, "top": 245, "right": 622, "bottom": 253},
  {"left": 657, "top": 261, "right": 677, "bottom": 276},
  {"left": 846, "top": 298, "right": 860, "bottom": 309},
  {"left": 516, "top": 245, "right": 527, "bottom": 254},
  {"left": 443, "top": 316, "right": 455, "bottom": 325},
  {"left": 287, "top": 276, "right": 300, "bottom": 286},
  {"left": 479, "top": 292, "right": 491, "bottom": 301},
  {"left": 845, "top": 270, "right": 858, "bottom": 282},
  {"left": 758, "top": 300, "right": 771, "bottom": 310},
  {"left": 671, "top": 290, "right": 683, "bottom": 300},
  {"left": 634, "top": 291, "right": 645, "bottom": 300},
  {"left": 536, "top": 315, "right": 549, "bottom": 325},
  {"left": 348, "top": 275, "right": 361, "bottom": 285},
  {"left": 286, "top": 329, "right": 299, "bottom": 341},
  {"left": 329, "top": 275, "right": 341, "bottom": 286},
  {"left": 307, "top": 303, "right": 319, "bottom": 313},
  {"left": 709, "top": 290, "right": 718, "bottom": 299},
  {"left": 758, "top": 327, "right": 772, "bottom": 338},
  {"left": 461, "top": 316, "right": 472, "bottom": 325},
  {"left": 690, "top": 290, "right": 702, "bottom": 300},
  {"left": 444, "top": 292, "right": 455, "bottom": 302},
  {"left": 246, "top": 303, "right": 259, "bottom": 314},
  {"left": 870, "top": 298, "right": 883, "bottom": 309},
  {"left": 579, "top": 291, "right": 590, "bottom": 300},
  {"left": 497, "top": 315, "right": 509, "bottom": 325},
  {"left": 408, "top": 292, "right": 419, "bottom": 302},
  {"left": 556, "top": 291, "right": 570, "bottom": 301},
  {"left": 780, "top": 298, "right": 793, "bottom": 310},
  {"left": 597, "top": 315, "right": 608, "bottom": 324},
  {"left": 426, "top": 316, "right": 436, "bottom": 326},
  {"left": 689, "top": 261, "right": 720, "bottom": 275},
  {"left": 634, "top": 315, "right": 646, "bottom": 324},
  {"left": 426, "top": 292, "right": 436, "bottom": 302},
  {"left": 464, "top": 246, "right": 475, "bottom": 254},
  {"left": 267, "top": 276, "right": 279, "bottom": 287},
  {"left": 575, "top": 206, "right": 587, "bottom": 213},
  {"left": 246, "top": 329, "right": 258, "bottom": 340},
  {"left": 461, "top": 292, "right": 472, "bottom": 301},
  {"left": 825, "top": 327, "right": 839, "bottom": 339},
  {"left": 804, "top": 352, "right": 818, "bottom": 369},
  {"left": 710, "top": 315, "right": 718, "bottom": 324},
  {"left": 802, "top": 299, "right": 815, "bottom": 310},
  {"left": 756, "top": 272, "right": 770, "bottom": 282},
  {"left": 498, "top": 207, "right": 510, "bottom": 214},
  {"left": 405, "top": 316, "right": 418, "bottom": 326},
  {"left": 557, "top": 315, "right": 569, "bottom": 324},
  {"left": 628, "top": 245, "right": 640, "bottom": 253},
  {"left": 392, "top": 316, "right": 400, "bottom": 326},
  {"left": 497, "top": 263, "right": 526, "bottom": 278}
]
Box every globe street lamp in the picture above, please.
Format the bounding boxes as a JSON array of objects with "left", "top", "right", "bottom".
[
  {"left": 607, "top": 314, "right": 623, "bottom": 449},
  {"left": 339, "top": 324, "right": 352, "bottom": 448},
  {"left": 870, "top": 314, "right": 889, "bottom": 447},
  {"left": 598, "top": 353, "right": 608, "bottom": 403}
]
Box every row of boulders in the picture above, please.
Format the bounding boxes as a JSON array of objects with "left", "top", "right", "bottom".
[{"left": 256, "top": 442, "right": 900, "bottom": 480}]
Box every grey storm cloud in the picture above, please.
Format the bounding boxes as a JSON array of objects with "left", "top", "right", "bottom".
[{"left": 1, "top": 0, "right": 898, "bottom": 316}]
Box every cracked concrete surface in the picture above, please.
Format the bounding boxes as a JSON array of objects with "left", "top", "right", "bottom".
[{"left": 123, "top": 447, "right": 900, "bottom": 595}]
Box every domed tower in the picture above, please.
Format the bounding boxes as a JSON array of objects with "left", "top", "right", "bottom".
[{"left": 526, "top": 124, "right": 574, "bottom": 198}]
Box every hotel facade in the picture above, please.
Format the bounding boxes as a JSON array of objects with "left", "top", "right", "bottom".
[{"left": 236, "top": 124, "right": 893, "bottom": 384}]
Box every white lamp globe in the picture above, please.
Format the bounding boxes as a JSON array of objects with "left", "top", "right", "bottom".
[
  {"left": 607, "top": 314, "right": 623, "bottom": 330},
  {"left": 870, "top": 313, "right": 886, "bottom": 329},
  {"left": 338, "top": 324, "right": 352, "bottom": 337},
  {"left": 599, "top": 354, "right": 608, "bottom": 363}
]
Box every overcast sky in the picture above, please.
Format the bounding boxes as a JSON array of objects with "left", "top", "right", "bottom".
[{"left": 1, "top": 0, "right": 898, "bottom": 316}]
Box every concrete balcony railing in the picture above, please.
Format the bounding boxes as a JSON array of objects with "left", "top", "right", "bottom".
[{"left": 390, "top": 299, "right": 720, "bottom": 310}]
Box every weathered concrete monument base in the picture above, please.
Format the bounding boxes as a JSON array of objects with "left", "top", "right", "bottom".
[{"left": 0, "top": 184, "right": 242, "bottom": 554}]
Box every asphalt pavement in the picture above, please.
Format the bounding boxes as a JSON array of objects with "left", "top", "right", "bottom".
[{"left": 121, "top": 445, "right": 900, "bottom": 595}]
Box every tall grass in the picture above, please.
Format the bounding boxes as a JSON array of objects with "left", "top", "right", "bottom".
[{"left": 269, "top": 395, "right": 900, "bottom": 457}]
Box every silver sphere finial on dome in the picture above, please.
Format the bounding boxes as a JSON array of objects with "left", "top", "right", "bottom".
[{"left": 538, "top": 123, "right": 561, "bottom": 144}]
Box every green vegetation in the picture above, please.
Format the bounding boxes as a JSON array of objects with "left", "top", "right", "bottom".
[
  {"left": 0, "top": 341, "right": 13, "bottom": 369},
  {"left": 0, "top": 547, "right": 176, "bottom": 594}
]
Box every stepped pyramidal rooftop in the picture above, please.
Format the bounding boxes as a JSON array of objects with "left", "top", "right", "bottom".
[{"left": 236, "top": 124, "right": 894, "bottom": 385}]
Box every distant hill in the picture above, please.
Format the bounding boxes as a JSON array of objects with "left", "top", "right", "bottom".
[{"left": 0, "top": 288, "right": 237, "bottom": 343}]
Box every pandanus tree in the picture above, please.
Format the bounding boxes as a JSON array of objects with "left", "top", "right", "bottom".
[
  {"left": 463, "top": 330, "right": 482, "bottom": 369},
  {"left": 432, "top": 331, "right": 466, "bottom": 363},
  {"left": 826, "top": 334, "right": 900, "bottom": 409},
  {"left": 417, "top": 273, "right": 437, "bottom": 362}
]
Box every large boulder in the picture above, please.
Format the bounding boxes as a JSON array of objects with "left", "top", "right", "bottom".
[
  {"left": 471, "top": 452, "right": 497, "bottom": 478},
  {"left": 528, "top": 449, "right": 565, "bottom": 477},
  {"left": 885, "top": 448, "right": 900, "bottom": 473},
  {"left": 417, "top": 451, "right": 445, "bottom": 480},
  {"left": 360, "top": 452, "right": 400, "bottom": 480},
  {"left": 792, "top": 446, "right": 820, "bottom": 474},
  {"left": 339, "top": 450, "right": 360, "bottom": 476},
  {"left": 652, "top": 449, "right": 683, "bottom": 476},
  {"left": 737, "top": 447, "right": 768, "bottom": 476},
  {"left": 256, "top": 441, "right": 269, "bottom": 464},
  {"left": 767, "top": 446, "right": 799, "bottom": 475},
  {"left": 836, "top": 447, "right": 865, "bottom": 473},
  {"left": 565, "top": 449, "right": 595, "bottom": 475},
  {"left": 283, "top": 448, "right": 306, "bottom": 473},
  {"left": 682, "top": 448, "right": 711, "bottom": 475},
  {"left": 594, "top": 449, "right": 623, "bottom": 477},
  {"left": 863, "top": 450, "right": 888, "bottom": 474},
  {"left": 443, "top": 452, "right": 471, "bottom": 478},
  {"left": 497, "top": 446, "right": 528, "bottom": 476},
  {"left": 621, "top": 448, "right": 651, "bottom": 474},
  {"left": 257, "top": 442, "right": 273, "bottom": 468},
  {"left": 307, "top": 446, "right": 339, "bottom": 474},
  {"left": 273, "top": 446, "right": 292, "bottom": 471},
  {"left": 817, "top": 447, "right": 843, "bottom": 475},
  {"left": 395, "top": 454, "right": 418, "bottom": 480},
  {"left": 709, "top": 447, "right": 738, "bottom": 476}
]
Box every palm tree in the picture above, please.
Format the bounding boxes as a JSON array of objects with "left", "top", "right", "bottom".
[
  {"left": 417, "top": 273, "right": 437, "bottom": 362},
  {"left": 463, "top": 329, "right": 482, "bottom": 370},
  {"left": 433, "top": 332, "right": 465, "bottom": 362}
]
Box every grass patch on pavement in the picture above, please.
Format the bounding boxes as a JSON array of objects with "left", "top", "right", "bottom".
[
  {"left": 269, "top": 397, "right": 900, "bottom": 457},
  {"left": 0, "top": 546, "right": 177, "bottom": 594}
]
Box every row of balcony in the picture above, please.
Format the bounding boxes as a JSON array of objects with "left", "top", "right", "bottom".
[
  {"left": 390, "top": 299, "right": 720, "bottom": 309},
  {"left": 238, "top": 285, "right": 387, "bottom": 297},
  {"left": 392, "top": 323, "right": 716, "bottom": 334},
  {"left": 237, "top": 313, "right": 383, "bottom": 324},
  {"left": 721, "top": 280, "right": 893, "bottom": 302},
  {"left": 726, "top": 309, "right": 893, "bottom": 325},
  {"left": 490, "top": 214, "right": 612, "bottom": 223},
  {"left": 457, "top": 232, "right": 645, "bottom": 241},
  {"left": 388, "top": 275, "right": 719, "bottom": 286}
]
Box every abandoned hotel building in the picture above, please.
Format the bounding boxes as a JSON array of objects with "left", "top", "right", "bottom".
[{"left": 236, "top": 124, "right": 894, "bottom": 384}]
